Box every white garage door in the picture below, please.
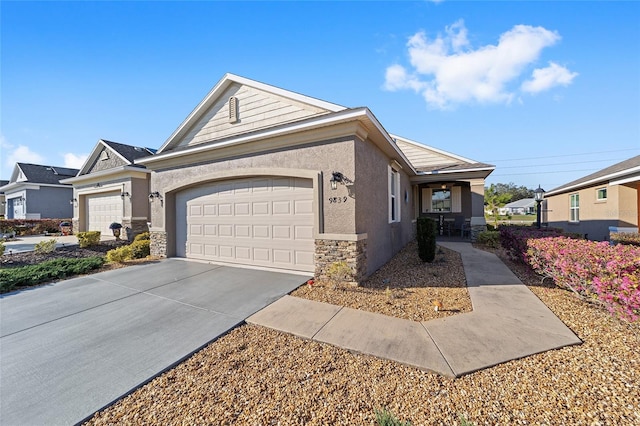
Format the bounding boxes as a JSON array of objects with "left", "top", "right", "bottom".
[
  {"left": 86, "top": 192, "right": 123, "bottom": 233},
  {"left": 176, "top": 177, "right": 315, "bottom": 272}
]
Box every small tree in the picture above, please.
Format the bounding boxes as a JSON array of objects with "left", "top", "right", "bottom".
[{"left": 416, "top": 217, "right": 437, "bottom": 262}]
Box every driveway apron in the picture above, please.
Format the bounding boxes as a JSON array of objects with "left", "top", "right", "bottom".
[{"left": 0, "top": 259, "right": 308, "bottom": 426}]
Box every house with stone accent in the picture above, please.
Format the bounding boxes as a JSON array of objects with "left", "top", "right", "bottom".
[
  {"left": 545, "top": 155, "right": 640, "bottom": 241},
  {"left": 136, "top": 74, "right": 494, "bottom": 282},
  {"left": 1, "top": 163, "right": 78, "bottom": 220},
  {"left": 60, "top": 140, "right": 155, "bottom": 240}
]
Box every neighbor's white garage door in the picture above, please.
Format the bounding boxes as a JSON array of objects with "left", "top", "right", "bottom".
[
  {"left": 176, "top": 177, "right": 315, "bottom": 272},
  {"left": 86, "top": 192, "right": 123, "bottom": 233}
]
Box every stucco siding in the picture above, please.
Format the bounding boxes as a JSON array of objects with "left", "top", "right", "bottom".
[
  {"left": 354, "top": 137, "right": 414, "bottom": 276},
  {"left": 130, "top": 176, "right": 150, "bottom": 220},
  {"left": 151, "top": 137, "right": 356, "bottom": 256},
  {"left": 547, "top": 183, "right": 638, "bottom": 240},
  {"left": 178, "top": 83, "right": 331, "bottom": 148}
]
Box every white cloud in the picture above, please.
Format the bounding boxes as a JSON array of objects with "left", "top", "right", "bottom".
[
  {"left": 3, "top": 141, "right": 45, "bottom": 171},
  {"left": 63, "top": 153, "right": 88, "bottom": 169},
  {"left": 384, "top": 21, "right": 577, "bottom": 109},
  {"left": 521, "top": 62, "right": 579, "bottom": 93}
]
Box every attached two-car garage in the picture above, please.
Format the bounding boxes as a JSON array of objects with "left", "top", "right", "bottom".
[{"left": 175, "top": 176, "right": 315, "bottom": 272}]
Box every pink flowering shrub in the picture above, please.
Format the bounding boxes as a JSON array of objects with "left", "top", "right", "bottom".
[{"left": 527, "top": 237, "right": 640, "bottom": 322}]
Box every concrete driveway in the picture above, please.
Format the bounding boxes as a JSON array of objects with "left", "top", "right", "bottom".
[{"left": 0, "top": 259, "right": 309, "bottom": 426}]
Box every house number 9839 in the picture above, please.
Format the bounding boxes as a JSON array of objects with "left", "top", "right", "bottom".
[{"left": 328, "top": 197, "right": 348, "bottom": 204}]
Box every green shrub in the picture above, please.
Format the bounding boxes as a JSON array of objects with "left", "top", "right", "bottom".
[
  {"left": 0, "top": 241, "right": 5, "bottom": 256},
  {"left": 476, "top": 231, "right": 500, "bottom": 248},
  {"left": 130, "top": 239, "right": 150, "bottom": 259},
  {"left": 326, "top": 260, "right": 352, "bottom": 288},
  {"left": 374, "top": 407, "right": 411, "bottom": 426},
  {"left": 133, "top": 232, "right": 150, "bottom": 242},
  {"left": 416, "top": 217, "right": 437, "bottom": 262},
  {"left": 106, "top": 245, "right": 133, "bottom": 263},
  {"left": 77, "top": 231, "right": 101, "bottom": 248},
  {"left": 35, "top": 239, "right": 57, "bottom": 254},
  {"left": 0, "top": 257, "right": 104, "bottom": 293}
]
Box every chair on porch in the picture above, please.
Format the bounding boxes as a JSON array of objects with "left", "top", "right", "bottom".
[{"left": 452, "top": 216, "right": 470, "bottom": 238}]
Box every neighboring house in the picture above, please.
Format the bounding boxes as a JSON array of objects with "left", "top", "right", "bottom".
[
  {"left": 546, "top": 155, "right": 640, "bottom": 241},
  {"left": 136, "top": 74, "right": 494, "bottom": 282},
  {"left": 498, "top": 198, "right": 535, "bottom": 216},
  {"left": 0, "top": 180, "right": 8, "bottom": 218},
  {"left": 0, "top": 164, "right": 78, "bottom": 220},
  {"left": 60, "top": 140, "right": 155, "bottom": 240}
]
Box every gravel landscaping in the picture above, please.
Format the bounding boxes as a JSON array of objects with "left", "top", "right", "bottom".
[
  {"left": 85, "top": 242, "right": 640, "bottom": 425},
  {"left": 291, "top": 241, "right": 472, "bottom": 322}
]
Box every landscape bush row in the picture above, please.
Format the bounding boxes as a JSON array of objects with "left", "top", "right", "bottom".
[
  {"left": 496, "top": 226, "right": 639, "bottom": 322},
  {"left": 0, "top": 257, "right": 105, "bottom": 293},
  {"left": 610, "top": 231, "right": 640, "bottom": 246}
]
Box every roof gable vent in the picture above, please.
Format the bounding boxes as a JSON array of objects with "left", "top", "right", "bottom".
[{"left": 228, "top": 96, "right": 239, "bottom": 123}]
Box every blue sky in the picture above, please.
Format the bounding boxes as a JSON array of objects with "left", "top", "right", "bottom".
[{"left": 2, "top": 1, "right": 639, "bottom": 191}]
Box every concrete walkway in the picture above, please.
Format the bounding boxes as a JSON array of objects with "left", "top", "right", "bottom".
[{"left": 247, "top": 242, "right": 582, "bottom": 377}]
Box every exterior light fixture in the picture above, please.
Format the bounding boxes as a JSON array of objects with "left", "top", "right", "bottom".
[
  {"left": 69, "top": 198, "right": 78, "bottom": 205},
  {"left": 330, "top": 172, "right": 344, "bottom": 190},
  {"left": 148, "top": 191, "right": 162, "bottom": 202},
  {"left": 441, "top": 184, "right": 447, "bottom": 189},
  {"left": 120, "top": 192, "right": 130, "bottom": 199},
  {"left": 534, "top": 185, "right": 545, "bottom": 229}
]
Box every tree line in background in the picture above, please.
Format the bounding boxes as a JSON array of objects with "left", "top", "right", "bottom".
[{"left": 484, "top": 182, "right": 535, "bottom": 226}]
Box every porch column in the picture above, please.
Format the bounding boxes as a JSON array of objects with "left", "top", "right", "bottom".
[{"left": 468, "top": 179, "right": 487, "bottom": 241}]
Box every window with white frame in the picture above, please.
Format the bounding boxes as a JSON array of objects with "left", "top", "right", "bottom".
[
  {"left": 596, "top": 187, "right": 607, "bottom": 201},
  {"left": 431, "top": 189, "right": 452, "bottom": 212},
  {"left": 570, "top": 193, "right": 579, "bottom": 222},
  {"left": 389, "top": 166, "right": 401, "bottom": 222}
]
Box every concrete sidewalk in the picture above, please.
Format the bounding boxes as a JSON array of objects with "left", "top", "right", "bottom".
[{"left": 247, "top": 242, "right": 582, "bottom": 377}]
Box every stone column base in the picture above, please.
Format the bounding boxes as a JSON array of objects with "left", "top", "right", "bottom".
[
  {"left": 314, "top": 236, "right": 367, "bottom": 285},
  {"left": 150, "top": 231, "right": 167, "bottom": 258}
]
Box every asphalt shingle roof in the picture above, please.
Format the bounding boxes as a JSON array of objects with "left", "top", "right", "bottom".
[
  {"left": 17, "top": 163, "right": 79, "bottom": 184},
  {"left": 102, "top": 140, "right": 156, "bottom": 163},
  {"left": 548, "top": 155, "right": 640, "bottom": 194}
]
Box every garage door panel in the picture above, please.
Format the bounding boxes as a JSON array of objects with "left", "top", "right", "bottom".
[
  {"left": 86, "top": 192, "right": 123, "bottom": 233},
  {"left": 180, "top": 176, "right": 314, "bottom": 272}
]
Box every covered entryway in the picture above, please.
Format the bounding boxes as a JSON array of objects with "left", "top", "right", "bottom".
[
  {"left": 85, "top": 191, "right": 123, "bottom": 232},
  {"left": 176, "top": 176, "right": 315, "bottom": 272}
]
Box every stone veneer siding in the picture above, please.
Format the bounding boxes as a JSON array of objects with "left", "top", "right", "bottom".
[
  {"left": 315, "top": 238, "right": 367, "bottom": 285},
  {"left": 121, "top": 219, "right": 149, "bottom": 241},
  {"left": 150, "top": 231, "right": 167, "bottom": 258},
  {"left": 470, "top": 225, "right": 487, "bottom": 242}
]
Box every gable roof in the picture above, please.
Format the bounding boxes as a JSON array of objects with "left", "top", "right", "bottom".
[
  {"left": 7, "top": 163, "right": 78, "bottom": 185},
  {"left": 157, "top": 73, "right": 347, "bottom": 153},
  {"left": 77, "top": 139, "right": 155, "bottom": 176},
  {"left": 546, "top": 155, "right": 640, "bottom": 196},
  {"left": 503, "top": 198, "right": 535, "bottom": 209}
]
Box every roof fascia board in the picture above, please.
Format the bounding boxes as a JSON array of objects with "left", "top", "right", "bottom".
[
  {"left": 546, "top": 165, "right": 640, "bottom": 196},
  {"left": 610, "top": 173, "right": 640, "bottom": 186},
  {"left": 363, "top": 111, "right": 416, "bottom": 175},
  {"left": 391, "top": 134, "right": 478, "bottom": 164},
  {"left": 411, "top": 167, "right": 495, "bottom": 183},
  {"left": 1, "top": 182, "right": 71, "bottom": 192},
  {"left": 61, "top": 165, "right": 151, "bottom": 184},
  {"left": 157, "top": 73, "right": 347, "bottom": 154}
]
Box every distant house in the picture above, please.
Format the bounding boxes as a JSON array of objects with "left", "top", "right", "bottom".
[
  {"left": 0, "top": 180, "right": 8, "bottom": 218},
  {"left": 0, "top": 164, "right": 78, "bottom": 219},
  {"left": 60, "top": 140, "right": 155, "bottom": 240},
  {"left": 498, "top": 198, "right": 535, "bottom": 216},
  {"left": 545, "top": 155, "right": 640, "bottom": 241}
]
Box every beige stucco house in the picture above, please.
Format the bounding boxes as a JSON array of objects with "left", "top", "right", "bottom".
[
  {"left": 136, "top": 74, "right": 494, "bottom": 282},
  {"left": 545, "top": 155, "right": 640, "bottom": 241},
  {"left": 61, "top": 140, "right": 155, "bottom": 240}
]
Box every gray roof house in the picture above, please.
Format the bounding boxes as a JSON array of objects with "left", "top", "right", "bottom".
[
  {"left": 136, "top": 73, "right": 494, "bottom": 282},
  {"left": 1, "top": 163, "right": 79, "bottom": 219},
  {"left": 60, "top": 139, "right": 155, "bottom": 239},
  {"left": 499, "top": 198, "right": 535, "bottom": 215},
  {"left": 545, "top": 155, "right": 640, "bottom": 240}
]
